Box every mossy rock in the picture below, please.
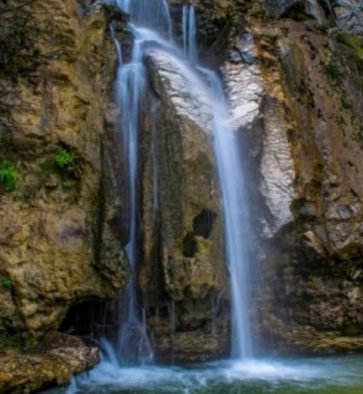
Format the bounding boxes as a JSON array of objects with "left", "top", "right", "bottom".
[
  {"left": 337, "top": 33, "right": 363, "bottom": 59},
  {"left": 0, "top": 332, "right": 100, "bottom": 393}
]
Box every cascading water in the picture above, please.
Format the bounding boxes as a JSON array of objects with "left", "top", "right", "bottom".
[
  {"left": 180, "top": 3, "right": 253, "bottom": 360},
  {"left": 56, "top": 2, "right": 363, "bottom": 393},
  {"left": 106, "top": 0, "right": 253, "bottom": 364},
  {"left": 106, "top": 0, "right": 174, "bottom": 365},
  {"left": 182, "top": 4, "right": 197, "bottom": 62},
  {"left": 114, "top": 24, "right": 153, "bottom": 365},
  {"left": 204, "top": 70, "right": 253, "bottom": 359}
]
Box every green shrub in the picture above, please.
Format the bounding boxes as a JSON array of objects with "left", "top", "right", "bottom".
[
  {"left": 1, "top": 276, "right": 14, "bottom": 290},
  {"left": 55, "top": 148, "right": 76, "bottom": 174},
  {"left": 0, "top": 160, "right": 20, "bottom": 192}
]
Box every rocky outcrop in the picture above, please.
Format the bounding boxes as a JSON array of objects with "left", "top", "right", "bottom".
[
  {"left": 140, "top": 49, "right": 229, "bottom": 362},
  {"left": 0, "top": 0, "right": 362, "bottom": 378},
  {"left": 333, "top": 0, "right": 363, "bottom": 34},
  {"left": 0, "top": 0, "right": 126, "bottom": 343},
  {"left": 209, "top": 0, "right": 363, "bottom": 353},
  {"left": 0, "top": 333, "right": 99, "bottom": 394}
]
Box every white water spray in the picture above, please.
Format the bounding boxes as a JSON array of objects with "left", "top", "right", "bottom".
[
  {"left": 107, "top": 0, "right": 175, "bottom": 365},
  {"left": 105, "top": 0, "right": 253, "bottom": 364}
]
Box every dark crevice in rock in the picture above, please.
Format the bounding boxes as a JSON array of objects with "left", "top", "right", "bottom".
[
  {"left": 182, "top": 210, "right": 217, "bottom": 257},
  {"left": 193, "top": 209, "right": 217, "bottom": 239},
  {"left": 59, "top": 299, "right": 115, "bottom": 339},
  {"left": 183, "top": 232, "right": 198, "bottom": 257}
]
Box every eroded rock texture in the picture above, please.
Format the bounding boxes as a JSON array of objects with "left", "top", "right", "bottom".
[
  {"left": 140, "top": 49, "right": 229, "bottom": 362},
  {"left": 0, "top": 1, "right": 362, "bottom": 384},
  {"left": 0, "top": 0, "right": 127, "bottom": 339},
  {"left": 251, "top": 17, "right": 363, "bottom": 353},
  {"left": 198, "top": 0, "right": 363, "bottom": 354},
  {"left": 0, "top": 333, "right": 99, "bottom": 394}
]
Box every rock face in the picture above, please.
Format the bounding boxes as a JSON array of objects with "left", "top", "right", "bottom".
[
  {"left": 0, "top": 0, "right": 127, "bottom": 339},
  {"left": 333, "top": 0, "right": 363, "bottom": 34},
  {"left": 0, "top": 333, "right": 99, "bottom": 394},
  {"left": 0, "top": 0, "right": 362, "bottom": 383},
  {"left": 167, "top": 0, "right": 363, "bottom": 356},
  {"left": 252, "top": 18, "right": 363, "bottom": 353},
  {"left": 140, "top": 49, "right": 229, "bottom": 362},
  {"left": 202, "top": 0, "right": 363, "bottom": 353}
]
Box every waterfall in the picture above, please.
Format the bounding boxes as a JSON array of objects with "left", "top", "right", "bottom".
[
  {"left": 182, "top": 5, "right": 198, "bottom": 62},
  {"left": 205, "top": 71, "right": 253, "bottom": 359},
  {"left": 107, "top": 0, "right": 253, "bottom": 363},
  {"left": 107, "top": 0, "right": 174, "bottom": 365},
  {"left": 114, "top": 30, "right": 153, "bottom": 364}
]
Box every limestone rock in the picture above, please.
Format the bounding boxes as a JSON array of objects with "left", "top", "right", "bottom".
[
  {"left": 0, "top": 0, "right": 127, "bottom": 338},
  {"left": 242, "top": 13, "right": 363, "bottom": 352},
  {"left": 140, "top": 48, "right": 229, "bottom": 361},
  {"left": 0, "top": 333, "right": 99, "bottom": 394},
  {"left": 334, "top": 0, "right": 363, "bottom": 34}
]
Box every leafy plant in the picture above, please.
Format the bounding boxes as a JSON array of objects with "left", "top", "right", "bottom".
[
  {"left": 1, "top": 276, "right": 14, "bottom": 290},
  {"left": 55, "top": 148, "right": 76, "bottom": 175},
  {"left": 0, "top": 160, "right": 20, "bottom": 192}
]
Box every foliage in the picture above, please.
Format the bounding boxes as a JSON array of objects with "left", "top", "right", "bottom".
[
  {"left": 55, "top": 148, "right": 76, "bottom": 175},
  {"left": 0, "top": 160, "right": 20, "bottom": 192},
  {"left": 0, "top": 330, "right": 39, "bottom": 352},
  {"left": 1, "top": 276, "right": 14, "bottom": 290}
]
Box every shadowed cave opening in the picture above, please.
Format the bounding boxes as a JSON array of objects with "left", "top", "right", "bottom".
[
  {"left": 59, "top": 299, "right": 116, "bottom": 339},
  {"left": 182, "top": 209, "right": 217, "bottom": 257}
]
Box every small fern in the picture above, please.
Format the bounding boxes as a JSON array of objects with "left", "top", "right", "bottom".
[
  {"left": 0, "top": 160, "right": 20, "bottom": 192},
  {"left": 55, "top": 148, "right": 76, "bottom": 174}
]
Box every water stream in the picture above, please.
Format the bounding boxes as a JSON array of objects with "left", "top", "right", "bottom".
[
  {"left": 109, "top": 0, "right": 254, "bottom": 364},
  {"left": 45, "top": 356, "right": 363, "bottom": 394},
  {"left": 48, "top": 1, "right": 363, "bottom": 392}
]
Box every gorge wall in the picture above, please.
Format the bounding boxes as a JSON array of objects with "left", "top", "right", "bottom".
[
  {"left": 0, "top": 1, "right": 363, "bottom": 390},
  {"left": 196, "top": 0, "right": 363, "bottom": 353},
  {"left": 139, "top": 0, "right": 363, "bottom": 358},
  {"left": 0, "top": 0, "right": 127, "bottom": 345}
]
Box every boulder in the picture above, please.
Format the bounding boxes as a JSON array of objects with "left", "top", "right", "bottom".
[
  {"left": 0, "top": 333, "right": 99, "bottom": 394},
  {"left": 140, "top": 48, "right": 229, "bottom": 361}
]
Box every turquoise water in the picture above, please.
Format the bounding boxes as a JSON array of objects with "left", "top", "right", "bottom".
[{"left": 44, "top": 356, "right": 363, "bottom": 394}]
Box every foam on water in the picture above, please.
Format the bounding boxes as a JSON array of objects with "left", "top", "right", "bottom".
[{"left": 57, "top": 356, "right": 363, "bottom": 394}]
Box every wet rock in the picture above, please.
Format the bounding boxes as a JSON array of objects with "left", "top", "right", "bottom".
[
  {"left": 333, "top": 0, "right": 363, "bottom": 34},
  {"left": 141, "top": 48, "right": 229, "bottom": 361},
  {"left": 244, "top": 14, "right": 363, "bottom": 353},
  {"left": 0, "top": 333, "right": 99, "bottom": 394},
  {"left": 0, "top": 0, "right": 127, "bottom": 337}
]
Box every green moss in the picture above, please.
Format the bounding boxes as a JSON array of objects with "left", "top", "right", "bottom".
[
  {"left": 55, "top": 148, "right": 76, "bottom": 175},
  {"left": 0, "top": 160, "right": 20, "bottom": 193},
  {"left": 337, "top": 33, "right": 363, "bottom": 60},
  {"left": 1, "top": 276, "right": 14, "bottom": 290},
  {"left": 0, "top": 331, "right": 39, "bottom": 353}
]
